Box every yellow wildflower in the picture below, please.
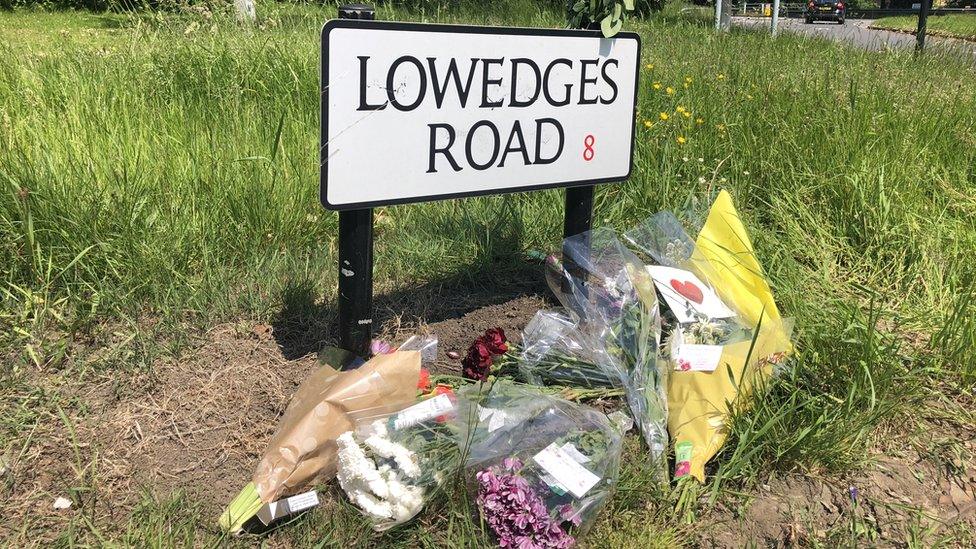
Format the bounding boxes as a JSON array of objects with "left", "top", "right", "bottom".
[
  {"left": 653, "top": 82, "right": 662, "bottom": 90},
  {"left": 666, "top": 86, "right": 675, "bottom": 95},
  {"left": 645, "top": 63, "right": 654, "bottom": 70},
  {"left": 717, "top": 73, "right": 726, "bottom": 80},
  {"left": 684, "top": 76, "right": 693, "bottom": 84},
  {"left": 676, "top": 136, "right": 687, "bottom": 145},
  {"left": 644, "top": 120, "right": 653, "bottom": 128},
  {"left": 683, "top": 82, "right": 690, "bottom": 89},
  {"left": 682, "top": 111, "right": 691, "bottom": 118},
  {"left": 696, "top": 117, "right": 704, "bottom": 125},
  {"left": 659, "top": 112, "right": 669, "bottom": 121}
]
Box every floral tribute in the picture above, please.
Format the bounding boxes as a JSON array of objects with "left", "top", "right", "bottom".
[
  {"left": 461, "top": 327, "right": 509, "bottom": 381},
  {"left": 476, "top": 458, "right": 576, "bottom": 548}
]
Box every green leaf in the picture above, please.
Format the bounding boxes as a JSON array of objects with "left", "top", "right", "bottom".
[
  {"left": 613, "top": 3, "right": 622, "bottom": 19},
  {"left": 623, "top": 0, "right": 635, "bottom": 10},
  {"left": 573, "top": 0, "right": 586, "bottom": 11},
  {"left": 600, "top": 13, "right": 622, "bottom": 37}
]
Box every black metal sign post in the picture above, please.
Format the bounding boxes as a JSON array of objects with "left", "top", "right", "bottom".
[
  {"left": 915, "top": 0, "right": 931, "bottom": 53},
  {"left": 326, "top": 7, "right": 638, "bottom": 360},
  {"left": 336, "top": 4, "right": 376, "bottom": 359}
]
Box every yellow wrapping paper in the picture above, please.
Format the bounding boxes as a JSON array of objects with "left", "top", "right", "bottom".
[
  {"left": 252, "top": 351, "right": 421, "bottom": 502},
  {"left": 668, "top": 190, "right": 793, "bottom": 481}
]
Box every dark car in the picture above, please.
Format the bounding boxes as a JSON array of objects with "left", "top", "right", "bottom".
[{"left": 805, "top": 0, "right": 846, "bottom": 24}]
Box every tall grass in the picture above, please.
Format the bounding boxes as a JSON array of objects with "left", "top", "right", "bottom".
[{"left": 1, "top": 2, "right": 975, "bottom": 544}]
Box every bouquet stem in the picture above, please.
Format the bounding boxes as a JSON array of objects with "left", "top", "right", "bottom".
[{"left": 218, "top": 482, "right": 263, "bottom": 534}]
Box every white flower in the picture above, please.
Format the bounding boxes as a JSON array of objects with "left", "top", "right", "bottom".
[
  {"left": 336, "top": 431, "right": 389, "bottom": 499},
  {"left": 364, "top": 434, "right": 421, "bottom": 478}
]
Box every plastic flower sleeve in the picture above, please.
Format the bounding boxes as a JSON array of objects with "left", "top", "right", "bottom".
[
  {"left": 456, "top": 381, "right": 624, "bottom": 547},
  {"left": 335, "top": 386, "right": 460, "bottom": 531},
  {"left": 625, "top": 190, "right": 795, "bottom": 482},
  {"left": 518, "top": 309, "right": 621, "bottom": 389},
  {"left": 547, "top": 229, "right": 669, "bottom": 462}
]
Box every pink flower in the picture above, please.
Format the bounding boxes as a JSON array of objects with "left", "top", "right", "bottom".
[{"left": 370, "top": 339, "right": 393, "bottom": 355}]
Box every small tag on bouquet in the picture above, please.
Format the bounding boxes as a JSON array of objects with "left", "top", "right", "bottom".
[
  {"left": 533, "top": 443, "right": 600, "bottom": 498},
  {"left": 256, "top": 490, "right": 320, "bottom": 526},
  {"left": 390, "top": 394, "right": 455, "bottom": 430}
]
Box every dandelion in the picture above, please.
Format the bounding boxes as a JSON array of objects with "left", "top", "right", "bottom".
[
  {"left": 684, "top": 76, "right": 693, "bottom": 84},
  {"left": 659, "top": 112, "right": 669, "bottom": 121},
  {"left": 644, "top": 120, "right": 653, "bottom": 128},
  {"left": 645, "top": 63, "right": 654, "bottom": 70},
  {"left": 682, "top": 111, "right": 691, "bottom": 118},
  {"left": 677, "top": 136, "right": 687, "bottom": 145},
  {"left": 717, "top": 73, "right": 726, "bottom": 80},
  {"left": 695, "top": 117, "right": 704, "bottom": 125},
  {"left": 676, "top": 105, "right": 687, "bottom": 113},
  {"left": 653, "top": 82, "right": 662, "bottom": 90},
  {"left": 666, "top": 86, "right": 675, "bottom": 95}
]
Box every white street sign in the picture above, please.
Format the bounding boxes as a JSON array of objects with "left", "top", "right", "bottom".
[{"left": 320, "top": 20, "right": 640, "bottom": 210}]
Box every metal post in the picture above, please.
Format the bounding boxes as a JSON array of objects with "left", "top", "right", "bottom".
[
  {"left": 715, "top": 0, "right": 724, "bottom": 30},
  {"left": 916, "top": 0, "right": 931, "bottom": 53},
  {"left": 771, "top": 0, "right": 780, "bottom": 35},
  {"left": 336, "top": 4, "right": 375, "bottom": 360}
]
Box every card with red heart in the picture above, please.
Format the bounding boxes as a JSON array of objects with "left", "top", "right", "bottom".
[{"left": 645, "top": 265, "right": 735, "bottom": 324}]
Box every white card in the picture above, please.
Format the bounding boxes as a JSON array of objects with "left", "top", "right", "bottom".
[
  {"left": 533, "top": 443, "right": 601, "bottom": 498},
  {"left": 646, "top": 265, "right": 735, "bottom": 323},
  {"left": 673, "top": 343, "right": 725, "bottom": 372},
  {"left": 560, "top": 442, "right": 591, "bottom": 464},
  {"left": 391, "top": 394, "right": 455, "bottom": 430},
  {"left": 257, "top": 490, "right": 320, "bottom": 525}
]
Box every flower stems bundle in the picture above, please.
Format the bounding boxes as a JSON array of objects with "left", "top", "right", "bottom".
[{"left": 514, "top": 309, "right": 622, "bottom": 389}]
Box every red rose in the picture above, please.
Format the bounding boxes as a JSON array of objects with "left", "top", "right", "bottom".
[
  {"left": 461, "top": 339, "right": 493, "bottom": 381},
  {"left": 483, "top": 327, "right": 508, "bottom": 355}
]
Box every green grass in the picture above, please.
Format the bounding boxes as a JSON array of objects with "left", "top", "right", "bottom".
[
  {"left": 1, "top": 1, "right": 975, "bottom": 546},
  {"left": 872, "top": 14, "right": 976, "bottom": 40}
]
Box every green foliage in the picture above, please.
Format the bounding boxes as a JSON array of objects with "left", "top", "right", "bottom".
[{"left": 568, "top": 0, "right": 634, "bottom": 35}]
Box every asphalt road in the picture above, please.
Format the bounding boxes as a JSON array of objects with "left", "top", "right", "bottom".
[{"left": 734, "top": 17, "right": 976, "bottom": 58}]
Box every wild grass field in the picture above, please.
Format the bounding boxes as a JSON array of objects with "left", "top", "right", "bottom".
[
  {"left": 1, "top": 1, "right": 975, "bottom": 546},
  {"left": 873, "top": 14, "right": 976, "bottom": 41}
]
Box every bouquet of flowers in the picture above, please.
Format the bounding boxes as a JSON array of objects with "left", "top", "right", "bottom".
[
  {"left": 335, "top": 384, "right": 459, "bottom": 530},
  {"left": 623, "top": 191, "right": 794, "bottom": 482},
  {"left": 458, "top": 326, "right": 624, "bottom": 401},
  {"left": 457, "top": 381, "right": 625, "bottom": 548},
  {"left": 545, "top": 229, "right": 669, "bottom": 462}
]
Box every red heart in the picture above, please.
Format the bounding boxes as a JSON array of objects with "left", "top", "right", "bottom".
[{"left": 670, "top": 279, "right": 704, "bottom": 304}]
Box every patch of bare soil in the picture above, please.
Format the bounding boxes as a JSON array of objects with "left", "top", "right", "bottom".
[
  {"left": 2, "top": 294, "right": 547, "bottom": 543},
  {"left": 699, "top": 449, "right": 976, "bottom": 547}
]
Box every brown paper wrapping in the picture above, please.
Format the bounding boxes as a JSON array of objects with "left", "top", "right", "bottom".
[{"left": 252, "top": 351, "right": 421, "bottom": 502}]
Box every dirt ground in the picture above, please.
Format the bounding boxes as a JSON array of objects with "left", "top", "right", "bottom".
[{"left": 4, "top": 289, "right": 975, "bottom": 546}]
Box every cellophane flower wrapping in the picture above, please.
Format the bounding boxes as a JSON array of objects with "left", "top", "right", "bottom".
[
  {"left": 457, "top": 381, "right": 625, "bottom": 547},
  {"left": 518, "top": 309, "right": 621, "bottom": 389},
  {"left": 336, "top": 386, "right": 460, "bottom": 531},
  {"left": 623, "top": 190, "right": 795, "bottom": 481},
  {"left": 546, "top": 229, "right": 669, "bottom": 463}
]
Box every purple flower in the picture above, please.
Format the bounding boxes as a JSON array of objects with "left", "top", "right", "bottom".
[
  {"left": 849, "top": 485, "right": 858, "bottom": 504},
  {"left": 476, "top": 462, "right": 576, "bottom": 548},
  {"left": 370, "top": 339, "right": 393, "bottom": 355},
  {"left": 559, "top": 504, "right": 582, "bottom": 526}
]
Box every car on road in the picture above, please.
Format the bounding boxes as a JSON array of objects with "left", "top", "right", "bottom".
[{"left": 805, "top": 0, "right": 846, "bottom": 24}]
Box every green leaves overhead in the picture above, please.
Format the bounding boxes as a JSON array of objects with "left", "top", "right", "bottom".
[{"left": 568, "top": 0, "right": 635, "bottom": 37}]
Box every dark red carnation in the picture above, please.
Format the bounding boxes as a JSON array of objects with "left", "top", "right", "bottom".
[
  {"left": 461, "top": 339, "right": 493, "bottom": 381},
  {"left": 483, "top": 327, "right": 508, "bottom": 355}
]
